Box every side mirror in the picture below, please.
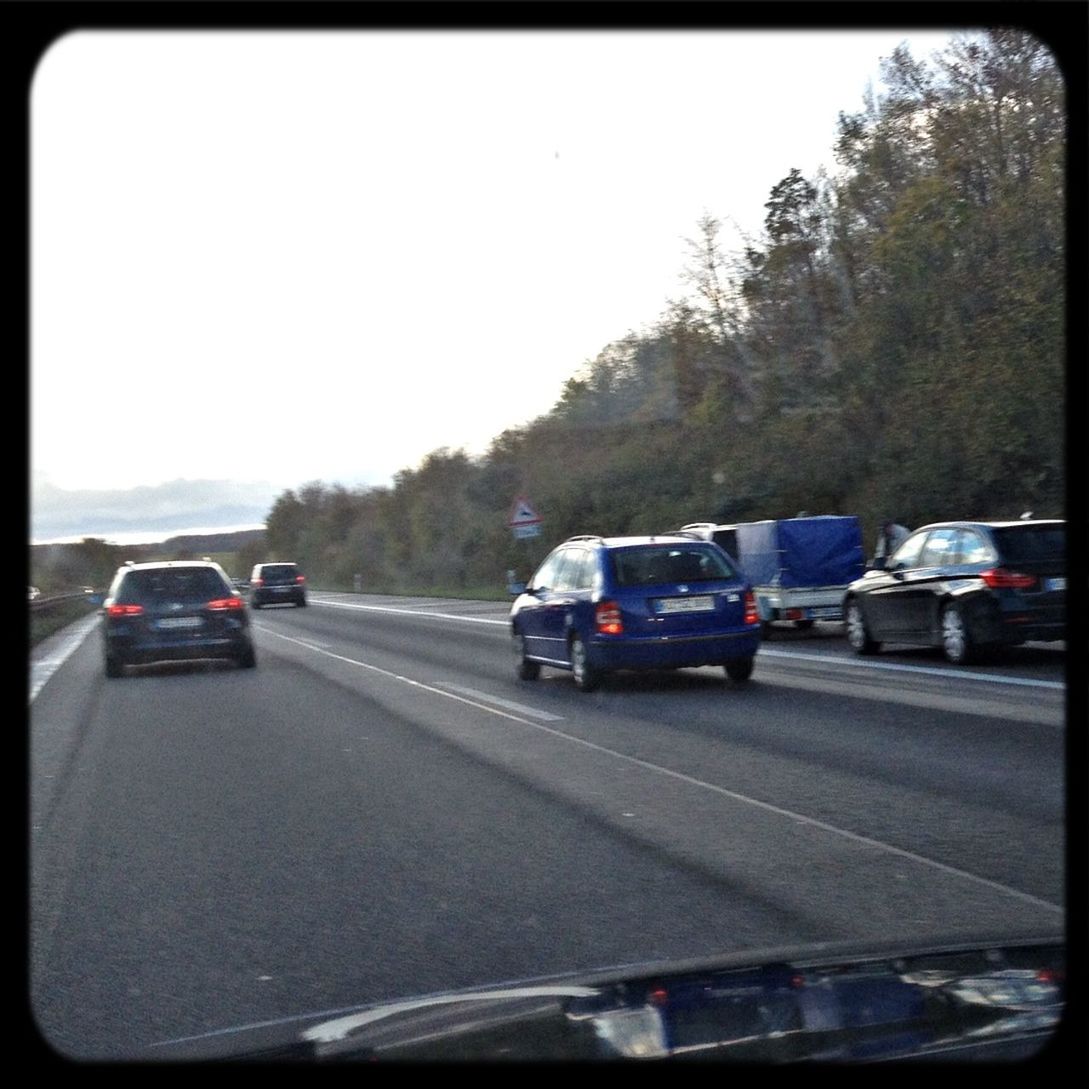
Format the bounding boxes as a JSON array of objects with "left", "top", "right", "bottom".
[
  {"left": 868, "top": 556, "right": 888, "bottom": 572},
  {"left": 508, "top": 580, "right": 527, "bottom": 596}
]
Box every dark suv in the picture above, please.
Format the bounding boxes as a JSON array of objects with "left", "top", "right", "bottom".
[
  {"left": 250, "top": 562, "right": 307, "bottom": 608},
  {"left": 510, "top": 535, "right": 761, "bottom": 691},
  {"left": 843, "top": 519, "right": 1065, "bottom": 663},
  {"left": 102, "top": 560, "right": 256, "bottom": 677}
]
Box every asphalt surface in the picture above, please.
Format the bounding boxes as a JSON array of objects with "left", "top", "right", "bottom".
[{"left": 28, "top": 594, "right": 1067, "bottom": 1059}]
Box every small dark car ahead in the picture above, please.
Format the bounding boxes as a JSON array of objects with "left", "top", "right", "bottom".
[
  {"left": 250, "top": 562, "right": 307, "bottom": 608},
  {"left": 510, "top": 535, "right": 761, "bottom": 691},
  {"left": 102, "top": 560, "right": 256, "bottom": 677},
  {"left": 843, "top": 520, "right": 1065, "bottom": 664}
]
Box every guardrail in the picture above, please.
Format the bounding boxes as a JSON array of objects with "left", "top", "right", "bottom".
[{"left": 30, "top": 591, "right": 101, "bottom": 611}]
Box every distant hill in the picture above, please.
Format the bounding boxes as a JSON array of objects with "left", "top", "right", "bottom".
[{"left": 156, "top": 528, "right": 267, "bottom": 555}]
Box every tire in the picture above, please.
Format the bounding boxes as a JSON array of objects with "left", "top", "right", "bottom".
[
  {"left": 297, "top": 599, "right": 307, "bottom": 607},
  {"left": 251, "top": 601, "right": 262, "bottom": 610},
  {"left": 724, "top": 656, "right": 754, "bottom": 684},
  {"left": 760, "top": 621, "right": 774, "bottom": 639},
  {"left": 845, "top": 599, "right": 880, "bottom": 655},
  {"left": 940, "top": 602, "right": 976, "bottom": 664},
  {"left": 512, "top": 631, "right": 540, "bottom": 681},
  {"left": 237, "top": 643, "right": 257, "bottom": 669},
  {"left": 105, "top": 655, "right": 124, "bottom": 679},
  {"left": 569, "top": 633, "right": 601, "bottom": 692}
]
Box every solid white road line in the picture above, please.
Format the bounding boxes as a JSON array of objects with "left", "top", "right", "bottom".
[{"left": 29, "top": 614, "right": 99, "bottom": 703}]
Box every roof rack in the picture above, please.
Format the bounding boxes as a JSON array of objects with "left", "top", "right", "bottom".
[
  {"left": 565, "top": 534, "right": 603, "bottom": 543},
  {"left": 680, "top": 522, "right": 717, "bottom": 529}
]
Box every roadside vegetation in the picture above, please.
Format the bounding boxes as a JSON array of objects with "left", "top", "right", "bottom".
[
  {"left": 259, "top": 34, "right": 1064, "bottom": 593},
  {"left": 31, "top": 33, "right": 1066, "bottom": 609}
]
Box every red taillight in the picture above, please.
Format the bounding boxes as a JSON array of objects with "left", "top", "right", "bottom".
[
  {"left": 295, "top": 575, "right": 306, "bottom": 584},
  {"left": 207, "top": 597, "right": 245, "bottom": 611},
  {"left": 106, "top": 603, "right": 144, "bottom": 617},
  {"left": 252, "top": 578, "right": 263, "bottom": 587},
  {"left": 743, "top": 591, "right": 759, "bottom": 626},
  {"left": 980, "top": 567, "right": 1037, "bottom": 589},
  {"left": 595, "top": 601, "right": 623, "bottom": 635}
]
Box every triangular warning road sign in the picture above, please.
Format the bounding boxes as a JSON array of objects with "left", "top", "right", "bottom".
[{"left": 509, "top": 496, "right": 542, "bottom": 526}]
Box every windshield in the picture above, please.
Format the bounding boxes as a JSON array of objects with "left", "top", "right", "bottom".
[{"left": 28, "top": 17, "right": 1070, "bottom": 1065}]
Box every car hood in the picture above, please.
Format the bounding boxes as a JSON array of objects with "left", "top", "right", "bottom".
[{"left": 143, "top": 930, "right": 1065, "bottom": 1062}]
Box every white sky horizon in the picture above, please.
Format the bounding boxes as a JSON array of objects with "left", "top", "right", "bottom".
[{"left": 32, "top": 28, "right": 959, "bottom": 496}]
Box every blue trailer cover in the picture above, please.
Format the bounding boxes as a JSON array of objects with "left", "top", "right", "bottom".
[
  {"left": 734, "top": 520, "right": 782, "bottom": 586},
  {"left": 735, "top": 517, "right": 865, "bottom": 588}
]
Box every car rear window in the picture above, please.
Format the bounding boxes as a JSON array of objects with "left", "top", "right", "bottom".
[
  {"left": 610, "top": 545, "right": 737, "bottom": 587},
  {"left": 991, "top": 525, "right": 1065, "bottom": 565},
  {"left": 117, "top": 568, "right": 230, "bottom": 604},
  {"left": 260, "top": 565, "right": 299, "bottom": 581}
]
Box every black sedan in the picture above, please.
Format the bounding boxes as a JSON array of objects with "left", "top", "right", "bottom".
[{"left": 842, "top": 520, "right": 1065, "bottom": 664}]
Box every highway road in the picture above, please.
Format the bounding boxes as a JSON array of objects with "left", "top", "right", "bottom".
[{"left": 29, "top": 593, "right": 1067, "bottom": 1059}]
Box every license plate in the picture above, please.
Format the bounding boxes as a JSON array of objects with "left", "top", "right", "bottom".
[
  {"left": 811, "top": 607, "right": 840, "bottom": 618},
  {"left": 272, "top": 586, "right": 291, "bottom": 593},
  {"left": 1046, "top": 577, "right": 1066, "bottom": 592},
  {"left": 157, "top": 616, "right": 203, "bottom": 630},
  {"left": 655, "top": 595, "right": 715, "bottom": 614}
]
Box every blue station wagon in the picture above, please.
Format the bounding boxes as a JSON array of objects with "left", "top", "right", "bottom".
[{"left": 510, "top": 535, "right": 762, "bottom": 691}]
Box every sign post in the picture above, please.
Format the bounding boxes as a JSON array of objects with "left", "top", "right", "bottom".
[{"left": 508, "top": 496, "right": 543, "bottom": 584}]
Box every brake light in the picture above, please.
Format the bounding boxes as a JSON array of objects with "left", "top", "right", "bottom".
[
  {"left": 207, "top": 597, "right": 245, "bottom": 611},
  {"left": 106, "top": 603, "right": 144, "bottom": 617},
  {"left": 980, "top": 568, "right": 1037, "bottom": 589},
  {"left": 595, "top": 601, "right": 623, "bottom": 635},
  {"left": 295, "top": 575, "right": 306, "bottom": 584},
  {"left": 251, "top": 578, "right": 263, "bottom": 587},
  {"left": 743, "top": 591, "right": 759, "bottom": 626}
]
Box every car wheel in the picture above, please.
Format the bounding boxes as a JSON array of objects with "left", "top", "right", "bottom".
[
  {"left": 940, "top": 603, "right": 976, "bottom": 664},
  {"left": 251, "top": 601, "right": 262, "bottom": 610},
  {"left": 724, "top": 656, "right": 754, "bottom": 684},
  {"left": 237, "top": 643, "right": 257, "bottom": 669},
  {"left": 845, "top": 599, "right": 880, "bottom": 655},
  {"left": 569, "top": 633, "right": 601, "bottom": 692},
  {"left": 105, "top": 655, "right": 124, "bottom": 678},
  {"left": 512, "top": 631, "right": 540, "bottom": 681},
  {"left": 298, "top": 598, "right": 307, "bottom": 607},
  {"left": 760, "top": 621, "right": 774, "bottom": 639}
]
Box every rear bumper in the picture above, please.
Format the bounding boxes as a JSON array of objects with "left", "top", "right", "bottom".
[
  {"left": 755, "top": 587, "right": 847, "bottom": 622},
  {"left": 989, "top": 619, "right": 1066, "bottom": 645},
  {"left": 104, "top": 632, "right": 251, "bottom": 665},
  {"left": 969, "top": 595, "right": 1065, "bottom": 646},
  {"left": 252, "top": 589, "right": 306, "bottom": 605},
  {"left": 589, "top": 628, "right": 761, "bottom": 670}
]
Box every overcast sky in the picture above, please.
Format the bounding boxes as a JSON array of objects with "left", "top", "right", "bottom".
[{"left": 31, "top": 29, "right": 956, "bottom": 496}]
